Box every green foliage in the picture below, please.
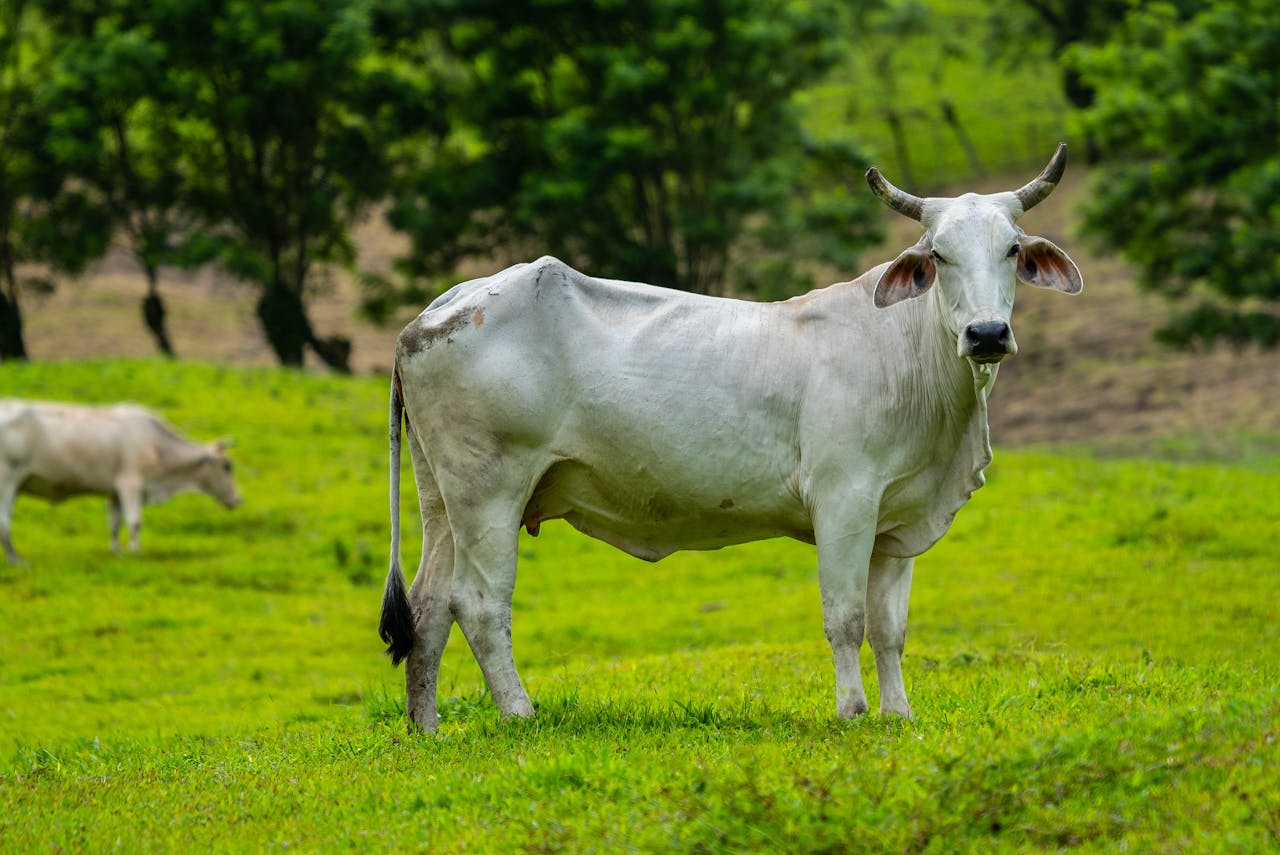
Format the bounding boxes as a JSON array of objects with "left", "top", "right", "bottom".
[
  {"left": 1071, "top": 0, "right": 1280, "bottom": 348},
  {"left": 387, "top": 0, "right": 883, "bottom": 298},
  {"left": 815, "top": 0, "right": 1070, "bottom": 190},
  {"left": 29, "top": 0, "right": 440, "bottom": 368},
  {"left": 147, "top": 0, "right": 439, "bottom": 368},
  {"left": 0, "top": 1, "right": 60, "bottom": 359},
  {"left": 37, "top": 3, "right": 194, "bottom": 355},
  {"left": 977, "top": 0, "right": 1198, "bottom": 121},
  {"left": 5, "top": 0, "right": 1081, "bottom": 360},
  {"left": 2, "top": 360, "right": 1279, "bottom": 849}
]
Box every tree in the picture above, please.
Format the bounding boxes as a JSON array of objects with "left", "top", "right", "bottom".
[
  {"left": 0, "top": 0, "right": 44, "bottom": 360},
  {"left": 0, "top": 1, "right": 110, "bottom": 361},
  {"left": 1071, "top": 0, "right": 1280, "bottom": 347},
  {"left": 384, "top": 0, "right": 882, "bottom": 303},
  {"left": 849, "top": 1, "right": 987, "bottom": 189},
  {"left": 38, "top": 4, "right": 194, "bottom": 356},
  {"left": 142, "top": 0, "right": 435, "bottom": 370},
  {"left": 982, "top": 0, "right": 1204, "bottom": 161}
]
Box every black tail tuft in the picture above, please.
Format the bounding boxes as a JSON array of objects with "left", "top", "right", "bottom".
[
  {"left": 379, "top": 563, "right": 415, "bottom": 666},
  {"left": 382, "top": 365, "right": 414, "bottom": 666}
]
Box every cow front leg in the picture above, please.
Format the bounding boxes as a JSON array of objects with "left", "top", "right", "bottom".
[
  {"left": 815, "top": 518, "right": 876, "bottom": 719},
  {"left": 115, "top": 483, "right": 144, "bottom": 553},
  {"left": 867, "top": 553, "right": 914, "bottom": 719}
]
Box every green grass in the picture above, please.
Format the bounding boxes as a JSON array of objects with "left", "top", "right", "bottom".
[{"left": 2, "top": 360, "right": 1278, "bottom": 852}]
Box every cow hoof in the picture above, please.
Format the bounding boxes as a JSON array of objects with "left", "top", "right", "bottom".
[
  {"left": 837, "top": 699, "right": 870, "bottom": 719},
  {"left": 500, "top": 700, "right": 535, "bottom": 720},
  {"left": 407, "top": 706, "right": 439, "bottom": 732}
]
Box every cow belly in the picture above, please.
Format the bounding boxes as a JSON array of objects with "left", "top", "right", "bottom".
[
  {"left": 522, "top": 460, "right": 811, "bottom": 561},
  {"left": 18, "top": 473, "right": 106, "bottom": 503},
  {"left": 560, "top": 511, "right": 807, "bottom": 562}
]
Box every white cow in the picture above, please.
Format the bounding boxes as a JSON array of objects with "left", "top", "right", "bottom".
[
  {"left": 381, "top": 145, "right": 1083, "bottom": 729},
  {"left": 0, "top": 400, "right": 242, "bottom": 562}
]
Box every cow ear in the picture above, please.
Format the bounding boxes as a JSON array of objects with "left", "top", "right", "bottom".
[
  {"left": 874, "top": 245, "right": 936, "bottom": 308},
  {"left": 1017, "top": 236, "right": 1083, "bottom": 294}
]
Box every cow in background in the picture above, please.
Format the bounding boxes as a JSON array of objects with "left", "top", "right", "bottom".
[
  {"left": 381, "top": 145, "right": 1083, "bottom": 729},
  {"left": 0, "top": 400, "right": 242, "bottom": 563}
]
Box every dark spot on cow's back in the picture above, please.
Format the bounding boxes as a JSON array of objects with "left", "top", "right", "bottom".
[{"left": 399, "top": 310, "right": 473, "bottom": 356}]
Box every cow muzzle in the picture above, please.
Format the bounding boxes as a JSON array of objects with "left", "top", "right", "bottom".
[{"left": 961, "top": 320, "right": 1016, "bottom": 364}]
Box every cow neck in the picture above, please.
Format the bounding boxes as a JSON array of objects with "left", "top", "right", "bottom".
[
  {"left": 139, "top": 420, "right": 208, "bottom": 503},
  {"left": 896, "top": 288, "right": 997, "bottom": 532},
  {"left": 921, "top": 284, "right": 994, "bottom": 472}
]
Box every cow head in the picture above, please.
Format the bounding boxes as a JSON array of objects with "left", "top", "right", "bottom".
[
  {"left": 197, "top": 439, "right": 243, "bottom": 509},
  {"left": 866, "top": 143, "right": 1083, "bottom": 365}
]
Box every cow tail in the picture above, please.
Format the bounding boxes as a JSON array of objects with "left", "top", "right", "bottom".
[{"left": 379, "top": 365, "right": 415, "bottom": 665}]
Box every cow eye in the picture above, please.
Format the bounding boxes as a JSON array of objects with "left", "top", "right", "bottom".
[
  {"left": 930, "top": 250, "right": 948, "bottom": 264},
  {"left": 1007, "top": 244, "right": 1020, "bottom": 258}
]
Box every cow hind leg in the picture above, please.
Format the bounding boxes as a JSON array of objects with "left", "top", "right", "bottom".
[
  {"left": 867, "top": 554, "right": 914, "bottom": 719},
  {"left": 447, "top": 499, "right": 533, "bottom": 720},
  {"left": 403, "top": 445, "right": 457, "bottom": 731},
  {"left": 1, "top": 478, "right": 18, "bottom": 564},
  {"left": 106, "top": 497, "right": 123, "bottom": 553},
  {"left": 115, "top": 483, "right": 144, "bottom": 553}
]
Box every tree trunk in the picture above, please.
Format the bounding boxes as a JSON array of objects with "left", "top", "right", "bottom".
[
  {"left": 142, "top": 266, "right": 175, "bottom": 358},
  {"left": 1061, "top": 67, "right": 1102, "bottom": 164},
  {"left": 310, "top": 334, "right": 352, "bottom": 374},
  {"left": 0, "top": 265, "right": 27, "bottom": 361},
  {"left": 256, "top": 278, "right": 312, "bottom": 367},
  {"left": 883, "top": 107, "right": 916, "bottom": 190},
  {"left": 939, "top": 99, "right": 985, "bottom": 178},
  {"left": 254, "top": 277, "right": 352, "bottom": 372}
]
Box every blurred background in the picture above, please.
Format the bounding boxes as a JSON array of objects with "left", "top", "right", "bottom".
[{"left": 2, "top": 0, "right": 1276, "bottom": 445}]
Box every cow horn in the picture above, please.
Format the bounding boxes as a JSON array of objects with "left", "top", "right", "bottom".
[
  {"left": 1014, "top": 142, "right": 1067, "bottom": 212},
  {"left": 865, "top": 167, "right": 924, "bottom": 222}
]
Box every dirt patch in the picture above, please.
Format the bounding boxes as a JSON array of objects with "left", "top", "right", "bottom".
[{"left": 16, "top": 168, "right": 1278, "bottom": 446}]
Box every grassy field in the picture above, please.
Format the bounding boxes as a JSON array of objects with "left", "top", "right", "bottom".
[{"left": 1, "top": 359, "right": 1277, "bottom": 852}]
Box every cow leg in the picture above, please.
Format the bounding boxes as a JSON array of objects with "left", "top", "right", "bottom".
[
  {"left": 448, "top": 502, "right": 533, "bottom": 720},
  {"left": 115, "top": 483, "right": 144, "bottom": 552},
  {"left": 403, "top": 434, "right": 456, "bottom": 731},
  {"left": 106, "top": 496, "right": 123, "bottom": 553},
  {"left": 0, "top": 479, "right": 18, "bottom": 564},
  {"left": 815, "top": 519, "right": 876, "bottom": 718},
  {"left": 867, "top": 553, "right": 914, "bottom": 719}
]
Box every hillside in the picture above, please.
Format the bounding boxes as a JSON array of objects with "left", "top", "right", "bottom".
[{"left": 15, "top": 166, "right": 1279, "bottom": 448}]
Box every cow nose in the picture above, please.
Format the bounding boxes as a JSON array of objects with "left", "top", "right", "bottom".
[{"left": 963, "top": 320, "right": 1013, "bottom": 361}]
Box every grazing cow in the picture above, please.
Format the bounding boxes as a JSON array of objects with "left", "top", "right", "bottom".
[
  {"left": 380, "top": 145, "right": 1083, "bottom": 729},
  {"left": 0, "top": 401, "right": 242, "bottom": 562}
]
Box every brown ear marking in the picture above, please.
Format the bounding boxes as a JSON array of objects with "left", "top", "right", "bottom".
[
  {"left": 1017, "top": 236, "right": 1083, "bottom": 294},
  {"left": 874, "top": 246, "right": 937, "bottom": 308}
]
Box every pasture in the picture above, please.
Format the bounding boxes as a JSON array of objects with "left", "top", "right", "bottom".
[{"left": 1, "top": 360, "right": 1277, "bottom": 851}]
